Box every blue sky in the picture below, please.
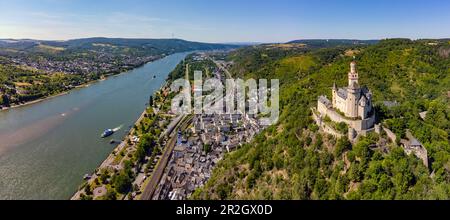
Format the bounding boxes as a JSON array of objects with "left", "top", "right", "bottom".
[{"left": 0, "top": 0, "right": 449, "bottom": 43}]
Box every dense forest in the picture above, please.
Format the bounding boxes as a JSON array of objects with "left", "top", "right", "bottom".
[
  {"left": 0, "top": 38, "right": 237, "bottom": 57},
  {"left": 193, "top": 39, "right": 450, "bottom": 200}
]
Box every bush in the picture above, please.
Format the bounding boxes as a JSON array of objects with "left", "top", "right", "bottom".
[{"left": 335, "top": 137, "right": 352, "bottom": 157}]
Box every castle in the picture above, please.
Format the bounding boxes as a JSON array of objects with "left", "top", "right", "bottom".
[{"left": 313, "top": 61, "right": 375, "bottom": 141}]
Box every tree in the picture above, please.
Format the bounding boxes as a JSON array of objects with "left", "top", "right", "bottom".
[
  {"left": 336, "top": 122, "right": 348, "bottom": 134},
  {"left": 105, "top": 189, "right": 117, "bottom": 200},
  {"left": 335, "top": 137, "right": 351, "bottom": 157},
  {"left": 140, "top": 134, "right": 156, "bottom": 152},
  {"left": 353, "top": 140, "right": 372, "bottom": 164},
  {"left": 203, "top": 144, "right": 212, "bottom": 154},
  {"left": 84, "top": 185, "right": 92, "bottom": 195},
  {"left": 134, "top": 145, "right": 146, "bottom": 163},
  {"left": 216, "top": 183, "right": 232, "bottom": 200},
  {"left": 149, "top": 95, "right": 154, "bottom": 107},
  {"left": 100, "top": 170, "right": 110, "bottom": 184},
  {"left": 113, "top": 172, "right": 132, "bottom": 194},
  {"left": 0, "top": 94, "right": 10, "bottom": 107},
  {"left": 79, "top": 193, "right": 93, "bottom": 200}
]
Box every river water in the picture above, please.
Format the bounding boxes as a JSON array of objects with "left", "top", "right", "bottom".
[{"left": 0, "top": 52, "right": 189, "bottom": 199}]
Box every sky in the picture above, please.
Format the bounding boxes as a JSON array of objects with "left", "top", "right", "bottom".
[{"left": 0, "top": 0, "right": 449, "bottom": 43}]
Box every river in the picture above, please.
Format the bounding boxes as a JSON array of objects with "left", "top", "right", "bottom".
[{"left": 0, "top": 52, "right": 189, "bottom": 200}]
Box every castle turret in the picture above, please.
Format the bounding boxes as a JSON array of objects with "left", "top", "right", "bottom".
[
  {"left": 348, "top": 61, "right": 359, "bottom": 88},
  {"left": 346, "top": 61, "right": 360, "bottom": 118}
]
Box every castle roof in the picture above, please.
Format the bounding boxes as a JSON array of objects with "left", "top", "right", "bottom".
[
  {"left": 318, "top": 95, "right": 332, "bottom": 108},
  {"left": 337, "top": 88, "right": 348, "bottom": 100},
  {"left": 361, "top": 86, "right": 372, "bottom": 100},
  {"left": 335, "top": 85, "right": 372, "bottom": 103}
]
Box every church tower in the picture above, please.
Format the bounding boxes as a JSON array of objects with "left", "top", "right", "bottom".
[{"left": 346, "top": 61, "right": 360, "bottom": 118}]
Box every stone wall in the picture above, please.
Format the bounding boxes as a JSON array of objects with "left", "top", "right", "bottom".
[
  {"left": 333, "top": 93, "right": 347, "bottom": 114},
  {"left": 317, "top": 100, "right": 329, "bottom": 115},
  {"left": 312, "top": 108, "right": 344, "bottom": 138},
  {"left": 383, "top": 127, "right": 397, "bottom": 143},
  {"left": 322, "top": 106, "right": 375, "bottom": 132}
]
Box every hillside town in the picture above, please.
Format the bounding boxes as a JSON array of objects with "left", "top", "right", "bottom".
[
  {"left": 70, "top": 52, "right": 267, "bottom": 200},
  {"left": 153, "top": 113, "right": 262, "bottom": 200},
  {"left": 6, "top": 53, "right": 161, "bottom": 76},
  {"left": 0, "top": 47, "right": 162, "bottom": 109}
]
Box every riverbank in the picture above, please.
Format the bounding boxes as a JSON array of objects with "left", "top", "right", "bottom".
[
  {"left": 71, "top": 108, "right": 149, "bottom": 200},
  {"left": 0, "top": 56, "right": 165, "bottom": 112},
  {"left": 71, "top": 83, "right": 177, "bottom": 200},
  {"left": 0, "top": 52, "right": 190, "bottom": 200},
  {"left": 69, "top": 52, "right": 192, "bottom": 200}
]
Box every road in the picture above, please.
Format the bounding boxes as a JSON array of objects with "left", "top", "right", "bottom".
[
  {"left": 140, "top": 55, "right": 231, "bottom": 200},
  {"left": 207, "top": 56, "right": 232, "bottom": 78},
  {"left": 140, "top": 114, "right": 193, "bottom": 200}
]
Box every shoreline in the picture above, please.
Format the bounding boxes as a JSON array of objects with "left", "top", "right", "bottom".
[
  {"left": 70, "top": 109, "right": 149, "bottom": 200},
  {"left": 0, "top": 56, "right": 165, "bottom": 113},
  {"left": 70, "top": 53, "right": 185, "bottom": 200}
]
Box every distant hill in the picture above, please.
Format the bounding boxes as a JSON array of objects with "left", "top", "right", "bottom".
[
  {"left": 223, "top": 42, "right": 264, "bottom": 46},
  {"left": 0, "top": 38, "right": 239, "bottom": 56},
  {"left": 0, "top": 38, "right": 239, "bottom": 107},
  {"left": 288, "top": 39, "right": 380, "bottom": 48}
]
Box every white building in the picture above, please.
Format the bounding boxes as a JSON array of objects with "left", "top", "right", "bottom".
[{"left": 332, "top": 61, "right": 373, "bottom": 119}]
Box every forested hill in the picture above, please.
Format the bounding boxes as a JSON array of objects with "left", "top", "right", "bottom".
[
  {"left": 0, "top": 38, "right": 237, "bottom": 107},
  {"left": 288, "top": 39, "right": 379, "bottom": 48},
  {"left": 193, "top": 39, "right": 450, "bottom": 200}
]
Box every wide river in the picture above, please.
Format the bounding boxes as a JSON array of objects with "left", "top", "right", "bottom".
[{"left": 0, "top": 52, "right": 189, "bottom": 200}]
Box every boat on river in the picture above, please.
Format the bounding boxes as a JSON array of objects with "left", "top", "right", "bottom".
[{"left": 101, "top": 129, "right": 114, "bottom": 138}]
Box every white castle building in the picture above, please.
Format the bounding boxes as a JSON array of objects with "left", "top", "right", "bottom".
[{"left": 313, "top": 61, "right": 375, "bottom": 141}]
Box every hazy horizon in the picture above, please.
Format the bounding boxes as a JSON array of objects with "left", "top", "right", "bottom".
[
  {"left": 0, "top": 0, "right": 449, "bottom": 43},
  {"left": 1, "top": 37, "right": 447, "bottom": 45}
]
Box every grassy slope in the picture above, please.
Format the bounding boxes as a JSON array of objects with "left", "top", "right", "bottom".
[{"left": 193, "top": 39, "right": 450, "bottom": 200}]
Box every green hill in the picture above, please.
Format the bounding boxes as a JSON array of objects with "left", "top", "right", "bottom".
[
  {"left": 193, "top": 39, "right": 450, "bottom": 200},
  {"left": 0, "top": 38, "right": 238, "bottom": 107},
  {"left": 0, "top": 38, "right": 238, "bottom": 56},
  {"left": 288, "top": 39, "right": 379, "bottom": 48}
]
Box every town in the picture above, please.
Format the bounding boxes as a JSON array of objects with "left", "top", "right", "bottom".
[
  {"left": 0, "top": 43, "right": 163, "bottom": 110},
  {"left": 71, "top": 52, "right": 265, "bottom": 200},
  {"left": 7, "top": 52, "right": 160, "bottom": 76},
  {"left": 154, "top": 112, "right": 261, "bottom": 200}
]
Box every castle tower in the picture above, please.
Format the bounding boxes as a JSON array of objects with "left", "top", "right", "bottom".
[
  {"left": 348, "top": 61, "right": 359, "bottom": 88},
  {"left": 346, "top": 61, "right": 360, "bottom": 118}
]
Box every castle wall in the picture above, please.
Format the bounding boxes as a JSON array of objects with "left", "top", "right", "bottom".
[
  {"left": 346, "top": 88, "right": 360, "bottom": 118},
  {"left": 317, "top": 100, "right": 329, "bottom": 115},
  {"left": 358, "top": 104, "right": 371, "bottom": 120},
  {"left": 383, "top": 127, "right": 397, "bottom": 143},
  {"left": 322, "top": 107, "right": 375, "bottom": 132},
  {"left": 311, "top": 108, "right": 344, "bottom": 138},
  {"left": 333, "top": 93, "right": 347, "bottom": 113}
]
